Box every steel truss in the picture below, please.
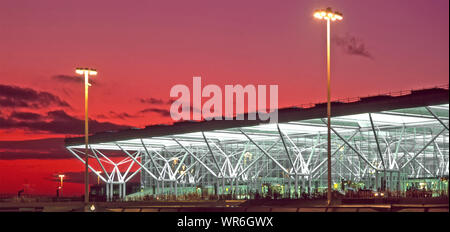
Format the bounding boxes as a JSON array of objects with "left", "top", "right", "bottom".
[{"left": 66, "top": 104, "right": 449, "bottom": 200}]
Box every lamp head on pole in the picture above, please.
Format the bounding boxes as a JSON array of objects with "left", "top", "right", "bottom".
[
  {"left": 58, "top": 174, "right": 65, "bottom": 187},
  {"left": 314, "top": 8, "right": 343, "bottom": 21},
  {"left": 75, "top": 67, "right": 98, "bottom": 76}
]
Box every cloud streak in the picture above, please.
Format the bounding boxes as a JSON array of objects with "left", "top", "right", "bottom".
[
  {"left": 0, "top": 110, "right": 131, "bottom": 134},
  {"left": 97, "top": 111, "right": 141, "bottom": 120},
  {"left": 0, "top": 138, "right": 132, "bottom": 160},
  {"left": 334, "top": 33, "right": 374, "bottom": 59},
  {"left": 140, "top": 97, "right": 174, "bottom": 105},
  {"left": 10, "top": 111, "right": 42, "bottom": 121},
  {"left": 0, "top": 84, "right": 71, "bottom": 109},
  {"left": 139, "top": 108, "right": 171, "bottom": 117}
]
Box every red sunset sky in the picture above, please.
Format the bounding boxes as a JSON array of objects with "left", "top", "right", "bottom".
[{"left": 0, "top": 0, "right": 448, "bottom": 196}]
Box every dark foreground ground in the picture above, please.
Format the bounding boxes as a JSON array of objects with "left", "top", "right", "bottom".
[{"left": 0, "top": 198, "right": 448, "bottom": 212}]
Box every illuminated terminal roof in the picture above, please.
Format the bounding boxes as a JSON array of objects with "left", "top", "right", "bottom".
[{"left": 65, "top": 86, "right": 449, "bottom": 151}]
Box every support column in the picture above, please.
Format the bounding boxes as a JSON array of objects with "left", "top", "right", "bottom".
[
  {"left": 123, "top": 182, "right": 127, "bottom": 199},
  {"left": 230, "top": 179, "right": 233, "bottom": 196},
  {"left": 106, "top": 182, "right": 109, "bottom": 201},
  {"left": 288, "top": 176, "right": 291, "bottom": 198},
  {"left": 175, "top": 181, "right": 178, "bottom": 199},
  {"left": 162, "top": 180, "right": 165, "bottom": 199},
  {"left": 119, "top": 183, "right": 122, "bottom": 199},
  {"left": 110, "top": 182, "right": 113, "bottom": 201},
  {"left": 222, "top": 178, "right": 225, "bottom": 196},
  {"left": 156, "top": 180, "right": 160, "bottom": 198},
  {"left": 215, "top": 178, "right": 219, "bottom": 197},
  {"left": 308, "top": 175, "right": 312, "bottom": 195},
  {"left": 375, "top": 171, "right": 379, "bottom": 191},
  {"left": 294, "top": 174, "right": 298, "bottom": 198},
  {"left": 300, "top": 176, "right": 305, "bottom": 197},
  {"left": 234, "top": 178, "right": 238, "bottom": 199},
  {"left": 389, "top": 171, "right": 393, "bottom": 192},
  {"left": 183, "top": 179, "right": 186, "bottom": 197},
  {"left": 109, "top": 183, "right": 113, "bottom": 201}
]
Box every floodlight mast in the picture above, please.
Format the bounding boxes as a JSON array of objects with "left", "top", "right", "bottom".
[
  {"left": 313, "top": 7, "right": 343, "bottom": 206},
  {"left": 75, "top": 67, "right": 97, "bottom": 204},
  {"left": 58, "top": 174, "right": 65, "bottom": 196},
  {"left": 58, "top": 174, "right": 65, "bottom": 187}
]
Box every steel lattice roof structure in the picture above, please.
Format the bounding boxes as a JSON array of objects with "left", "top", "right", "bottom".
[{"left": 65, "top": 86, "right": 449, "bottom": 201}]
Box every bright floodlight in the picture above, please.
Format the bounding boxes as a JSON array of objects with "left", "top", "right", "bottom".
[
  {"left": 314, "top": 8, "right": 343, "bottom": 21},
  {"left": 76, "top": 67, "right": 97, "bottom": 76}
]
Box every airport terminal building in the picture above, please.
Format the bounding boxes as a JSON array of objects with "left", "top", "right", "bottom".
[{"left": 65, "top": 86, "right": 449, "bottom": 201}]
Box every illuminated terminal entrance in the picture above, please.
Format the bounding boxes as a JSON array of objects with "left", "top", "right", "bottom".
[{"left": 65, "top": 86, "right": 449, "bottom": 201}]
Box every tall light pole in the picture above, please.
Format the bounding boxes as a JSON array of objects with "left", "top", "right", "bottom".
[
  {"left": 58, "top": 174, "right": 65, "bottom": 197},
  {"left": 75, "top": 67, "right": 98, "bottom": 204},
  {"left": 58, "top": 174, "right": 65, "bottom": 187},
  {"left": 313, "top": 8, "right": 343, "bottom": 205}
]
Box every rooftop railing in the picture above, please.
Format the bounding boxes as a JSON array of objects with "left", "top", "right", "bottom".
[{"left": 293, "top": 83, "right": 449, "bottom": 109}]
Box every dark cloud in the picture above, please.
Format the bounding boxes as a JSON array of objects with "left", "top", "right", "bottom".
[
  {"left": 96, "top": 114, "right": 108, "bottom": 119},
  {"left": 140, "top": 97, "right": 164, "bottom": 105},
  {"left": 52, "top": 75, "right": 97, "bottom": 85},
  {"left": 47, "top": 110, "right": 75, "bottom": 121},
  {"left": 0, "top": 117, "right": 15, "bottom": 130},
  {"left": 10, "top": 111, "right": 42, "bottom": 121},
  {"left": 0, "top": 138, "right": 131, "bottom": 160},
  {"left": 0, "top": 110, "right": 131, "bottom": 134},
  {"left": 0, "top": 98, "right": 29, "bottom": 108},
  {"left": 44, "top": 110, "right": 130, "bottom": 134},
  {"left": 139, "top": 108, "right": 171, "bottom": 117},
  {"left": 139, "top": 104, "right": 202, "bottom": 118},
  {"left": 95, "top": 111, "right": 141, "bottom": 120},
  {"left": 334, "top": 33, "right": 373, "bottom": 59},
  {"left": 0, "top": 84, "right": 71, "bottom": 108},
  {"left": 140, "top": 97, "right": 174, "bottom": 105}
]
